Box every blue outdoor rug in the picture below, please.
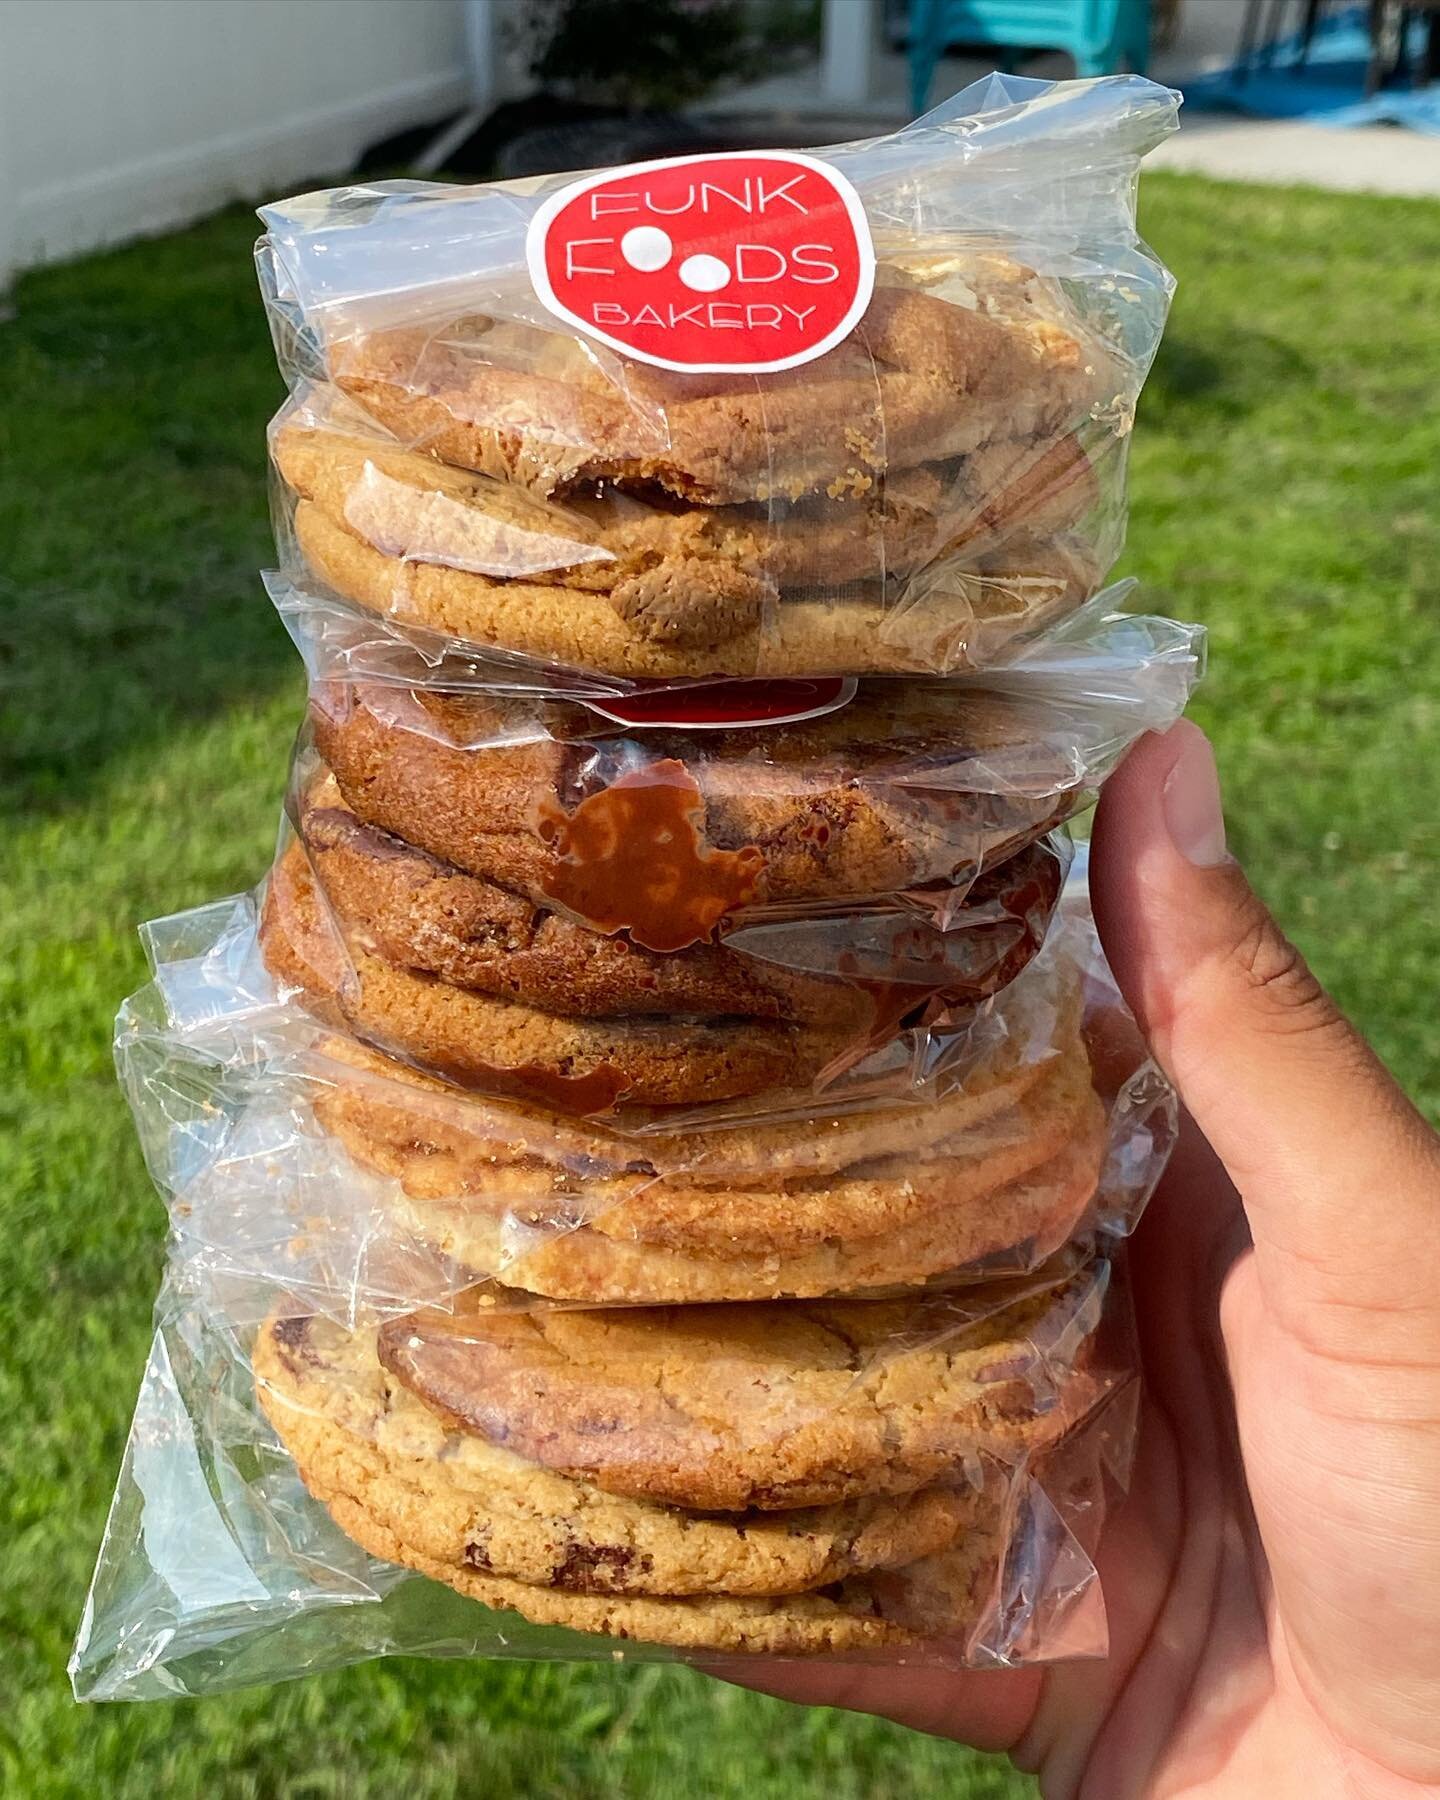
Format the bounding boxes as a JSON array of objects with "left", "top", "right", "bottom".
[{"left": 1182, "top": 3, "right": 1440, "bottom": 135}]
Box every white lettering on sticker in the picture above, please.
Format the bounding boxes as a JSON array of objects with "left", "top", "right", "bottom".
[
  {"left": 648, "top": 186, "right": 696, "bottom": 216},
  {"left": 591, "top": 191, "right": 641, "bottom": 217},
  {"left": 756, "top": 174, "right": 808, "bottom": 213},
  {"left": 700, "top": 180, "right": 753, "bottom": 214},
  {"left": 589, "top": 301, "right": 825, "bottom": 332},
  {"left": 735, "top": 244, "right": 787, "bottom": 283},
  {"left": 565, "top": 239, "right": 615, "bottom": 277},
  {"left": 791, "top": 245, "right": 841, "bottom": 283}
]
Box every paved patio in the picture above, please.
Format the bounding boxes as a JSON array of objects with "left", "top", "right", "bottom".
[{"left": 698, "top": 0, "right": 1440, "bottom": 197}]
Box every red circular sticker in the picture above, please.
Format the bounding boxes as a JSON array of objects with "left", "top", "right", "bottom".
[
  {"left": 526, "top": 151, "right": 875, "bottom": 374},
  {"left": 587, "top": 676, "right": 857, "bottom": 731}
]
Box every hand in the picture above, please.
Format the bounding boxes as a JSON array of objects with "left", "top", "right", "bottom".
[{"left": 711, "top": 723, "right": 1440, "bottom": 1799}]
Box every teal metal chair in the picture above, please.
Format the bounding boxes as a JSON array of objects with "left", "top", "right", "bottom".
[{"left": 909, "top": 0, "right": 1151, "bottom": 110}]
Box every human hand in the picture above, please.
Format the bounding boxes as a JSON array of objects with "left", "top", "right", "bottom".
[{"left": 712, "top": 722, "right": 1440, "bottom": 1798}]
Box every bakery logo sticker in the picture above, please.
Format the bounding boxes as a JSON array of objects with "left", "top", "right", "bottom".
[{"left": 526, "top": 151, "right": 875, "bottom": 374}]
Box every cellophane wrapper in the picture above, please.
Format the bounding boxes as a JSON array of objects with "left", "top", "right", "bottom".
[
  {"left": 74, "top": 72, "right": 1194, "bottom": 1698},
  {"left": 75, "top": 853, "right": 1162, "bottom": 1695},
  {"left": 114, "top": 874, "right": 1175, "bottom": 1315},
  {"left": 255, "top": 74, "right": 1179, "bottom": 685},
  {"left": 259, "top": 590, "right": 1199, "bottom": 1128},
  {"left": 72, "top": 1246, "right": 1142, "bottom": 1697},
  {"left": 107, "top": 609, "right": 1196, "bottom": 1316}
]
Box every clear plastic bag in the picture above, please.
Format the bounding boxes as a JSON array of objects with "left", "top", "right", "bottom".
[
  {"left": 255, "top": 75, "right": 1179, "bottom": 682},
  {"left": 74, "top": 74, "right": 1193, "bottom": 1700},
  {"left": 81, "top": 872, "right": 1162, "bottom": 1695},
  {"left": 278, "top": 588, "right": 1202, "bottom": 937},
  {"left": 71, "top": 1249, "right": 1139, "bottom": 1698},
  {"left": 263, "top": 796, "right": 1070, "bottom": 1110},
  {"left": 116, "top": 880, "right": 1176, "bottom": 1316},
  {"left": 238, "top": 596, "right": 1195, "bottom": 1119}
]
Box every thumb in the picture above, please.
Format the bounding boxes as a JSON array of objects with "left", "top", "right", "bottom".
[{"left": 1089, "top": 721, "right": 1440, "bottom": 1327}]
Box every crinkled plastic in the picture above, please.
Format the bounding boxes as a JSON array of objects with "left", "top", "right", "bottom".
[
  {"left": 280, "top": 587, "right": 1202, "bottom": 932},
  {"left": 71, "top": 1250, "right": 1139, "bottom": 1697},
  {"left": 244, "top": 600, "right": 1197, "bottom": 1128},
  {"left": 271, "top": 564, "right": 1202, "bottom": 702},
  {"left": 255, "top": 75, "right": 1179, "bottom": 682},
  {"left": 81, "top": 866, "right": 1162, "bottom": 1690},
  {"left": 76, "top": 75, "right": 1193, "bottom": 1699},
  {"left": 264, "top": 797, "right": 1071, "bottom": 1111},
  {"left": 114, "top": 880, "right": 1176, "bottom": 1315}
]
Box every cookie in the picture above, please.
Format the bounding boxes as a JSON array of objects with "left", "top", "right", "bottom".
[
  {"left": 556, "top": 1042, "right": 1101, "bottom": 1253},
  {"left": 377, "top": 1273, "right": 1102, "bottom": 1512},
  {"left": 275, "top": 396, "right": 1100, "bottom": 597},
  {"left": 329, "top": 273, "right": 1097, "bottom": 505},
  {"left": 274, "top": 398, "right": 1100, "bottom": 677},
  {"left": 312, "top": 1032, "right": 1105, "bottom": 1300},
  {"left": 293, "top": 498, "right": 1088, "bottom": 681},
  {"left": 261, "top": 843, "right": 848, "bottom": 1111},
  {"left": 311, "top": 682, "right": 1071, "bottom": 947},
  {"left": 294, "top": 779, "right": 1060, "bottom": 1026},
  {"left": 386, "top": 1129, "right": 1102, "bottom": 1305},
  {"left": 300, "top": 1481, "right": 1004, "bottom": 1654},
  {"left": 255, "top": 1310, "right": 983, "bottom": 1598},
  {"left": 308, "top": 989, "right": 1075, "bottom": 1187}
]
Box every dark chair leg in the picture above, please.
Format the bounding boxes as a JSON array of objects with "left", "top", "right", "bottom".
[
  {"left": 1365, "top": 0, "right": 1389, "bottom": 93},
  {"left": 1259, "top": 0, "right": 1290, "bottom": 67},
  {"left": 1403, "top": 5, "right": 1440, "bottom": 87},
  {"left": 1235, "top": 0, "right": 1266, "bottom": 83},
  {"left": 1297, "top": 0, "right": 1323, "bottom": 65}
]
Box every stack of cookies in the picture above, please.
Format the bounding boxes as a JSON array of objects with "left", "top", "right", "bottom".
[
  {"left": 262, "top": 678, "right": 1077, "bottom": 1113},
  {"left": 267, "top": 271, "right": 1113, "bottom": 684},
  {"left": 250, "top": 1262, "right": 1117, "bottom": 1657},
  {"left": 96, "top": 81, "right": 1196, "bottom": 1672}
]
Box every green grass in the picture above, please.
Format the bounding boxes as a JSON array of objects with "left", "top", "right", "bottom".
[{"left": 2, "top": 172, "right": 1438, "bottom": 1796}]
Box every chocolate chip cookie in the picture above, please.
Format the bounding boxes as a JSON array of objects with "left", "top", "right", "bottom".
[
  {"left": 310, "top": 682, "right": 1073, "bottom": 948},
  {"left": 262, "top": 842, "right": 844, "bottom": 1111},
  {"left": 375, "top": 1273, "right": 1102, "bottom": 1511},
  {"left": 312, "top": 1029, "right": 1106, "bottom": 1301},
  {"left": 327, "top": 270, "right": 1099, "bottom": 506},
  {"left": 255, "top": 1309, "right": 984, "bottom": 1598},
  {"left": 274, "top": 389, "right": 1101, "bottom": 678},
  {"left": 294, "top": 779, "right": 1061, "bottom": 1026}
]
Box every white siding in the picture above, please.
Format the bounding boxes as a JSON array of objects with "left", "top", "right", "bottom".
[{"left": 0, "top": 0, "right": 475, "bottom": 281}]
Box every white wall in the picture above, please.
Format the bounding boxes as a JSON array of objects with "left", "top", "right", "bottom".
[{"left": 0, "top": 0, "right": 477, "bottom": 283}]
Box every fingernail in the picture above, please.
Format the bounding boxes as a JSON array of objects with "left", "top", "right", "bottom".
[{"left": 1161, "top": 724, "right": 1230, "bottom": 867}]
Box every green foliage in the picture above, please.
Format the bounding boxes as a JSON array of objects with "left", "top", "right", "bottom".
[
  {"left": 1, "top": 170, "right": 1438, "bottom": 1795},
  {"left": 1125, "top": 177, "right": 1440, "bottom": 1118}
]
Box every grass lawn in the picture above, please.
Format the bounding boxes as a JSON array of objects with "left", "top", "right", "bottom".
[{"left": 3, "top": 170, "right": 1438, "bottom": 1797}]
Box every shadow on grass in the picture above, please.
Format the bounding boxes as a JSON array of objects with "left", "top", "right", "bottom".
[
  {"left": 1143, "top": 326, "right": 1314, "bottom": 422},
  {"left": 0, "top": 204, "right": 299, "bottom": 818}
]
